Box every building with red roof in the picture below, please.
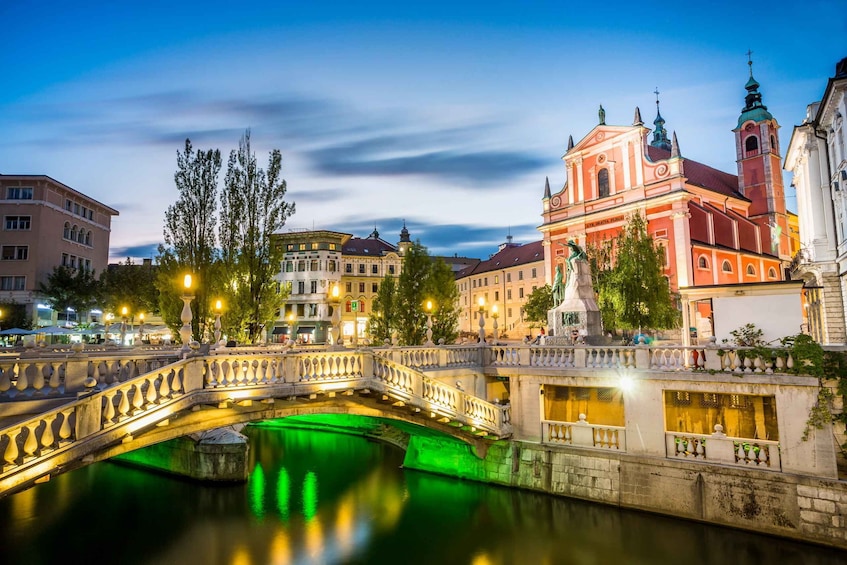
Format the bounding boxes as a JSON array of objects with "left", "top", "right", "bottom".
[{"left": 538, "top": 63, "right": 791, "bottom": 340}]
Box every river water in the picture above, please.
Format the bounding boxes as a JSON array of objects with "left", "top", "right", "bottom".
[{"left": 0, "top": 425, "right": 844, "bottom": 565}]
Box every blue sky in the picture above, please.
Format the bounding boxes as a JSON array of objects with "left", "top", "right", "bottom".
[{"left": 1, "top": 1, "right": 844, "bottom": 262}]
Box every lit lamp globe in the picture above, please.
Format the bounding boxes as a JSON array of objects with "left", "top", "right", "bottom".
[
  {"left": 424, "top": 299, "right": 434, "bottom": 346},
  {"left": 213, "top": 300, "right": 223, "bottom": 346},
  {"left": 179, "top": 274, "right": 194, "bottom": 350}
]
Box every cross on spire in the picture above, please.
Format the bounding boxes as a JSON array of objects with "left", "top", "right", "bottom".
[
  {"left": 746, "top": 49, "right": 754, "bottom": 76},
  {"left": 654, "top": 87, "right": 660, "bottom": 105}
]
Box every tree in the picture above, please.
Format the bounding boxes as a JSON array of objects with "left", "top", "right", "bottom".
[
  {"left": 370, "top": 242, "right": 461, "bottom": 346},
  {"left": 369, "top": 275, "right": 397, "bottom": 345},
  {"left": 589, "top": 212, "right": 680, "bottom": 332},
  {"left": 0, "top": 300, "right": 31, "bottom": 330},
  {"left": 157, "top": 139, "right": 221, "bottom": 342},
  {"left": 523, "top": 284, "right": 553, "bottom": 330},
  {"left": 38, "top": 266, "right": 102, "bottom": 323},
  {"left": 100, "top": 259, "right": 159, "bottom": 319},
  {"left": 424, "top": 258, "right": 460, "bottom": 345},
  {"left": 219, "top": 130, "right": 295, "bottom": 343},
  {"left": 393, "top": 242, "right": 431, "bottom": 345}
]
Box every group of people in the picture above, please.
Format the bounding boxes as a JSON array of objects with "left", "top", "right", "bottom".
[{"left": 524, "top": 327, "right": 546, "bottom": 345}]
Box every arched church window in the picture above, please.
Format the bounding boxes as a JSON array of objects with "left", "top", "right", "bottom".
[
  {"left": 697, "top": 256, "right": 709, "bottom": 269},
  {"left": 598, "top": 169, "right": 609, "bottom": 199},
  {"left": 746, "top": 264, "right": 756, "bottom": 276},
  {"left": 721, "top": 260, "right": 733, "bottom": 273},
  {"left": 768, "top": 267, "right": 777, "bottom": 279},
  {"left": 745, "top": 135, "right": 759, "bottom": 155},
  {"left": 770, "top": 134, "right": 776, "bottom": 153}
]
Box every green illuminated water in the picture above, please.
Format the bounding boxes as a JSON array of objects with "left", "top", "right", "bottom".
[{"left": 0, "top": 424, "right": 844, "bottom": 565}]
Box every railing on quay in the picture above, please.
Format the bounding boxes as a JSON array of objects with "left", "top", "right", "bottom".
[{"left": 375, "top": 343, "right": 798, "bottom": 375}]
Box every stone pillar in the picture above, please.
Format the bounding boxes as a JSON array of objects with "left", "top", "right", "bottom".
[{"left": 64, "top": 355, "right": 90, "bottom": 394}]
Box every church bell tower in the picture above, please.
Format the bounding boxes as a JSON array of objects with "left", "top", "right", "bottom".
[{"left": 733, "top": 54, "right": 789, "bottom": 259}]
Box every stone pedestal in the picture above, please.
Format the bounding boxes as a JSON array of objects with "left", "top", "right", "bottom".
[{"left": 548, "top": 261, "right": 603, "bottom": 344}]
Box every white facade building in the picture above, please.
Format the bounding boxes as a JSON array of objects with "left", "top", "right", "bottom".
[{"left": 784, "top": 57, "right": 847, "bottom": 345}]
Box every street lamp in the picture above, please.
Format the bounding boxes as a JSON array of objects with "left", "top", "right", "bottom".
[
  {"left": 424, "top": 299, "right": 434, "bottom": 346},
  {"left": 477, "top": 296, "right": 486, "bottom": 345},
  {"left": 330, "top": 283, "right": 341, "bottom": 349},
  {"left": 120, "top": 306, "right": 128, "bottom": 346},
  {"left": 288, "top": 312, "right": 297, "bottom": 345},
  {"left": 491, "top": 304, "right": 499, "bottom": 343},
  {"left": 180, "top": 274, "right": 194, "bottom": 351},
  {"left": 138, "top": 312, "right": 145, "bottom": 344},
  {"left": 213, "top": 300, "right": 223, "bottom": 347}
]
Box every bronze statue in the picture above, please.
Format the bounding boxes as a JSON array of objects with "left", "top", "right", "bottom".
[
  {"left": 598, "top": 105, "right": 606, "bottom": 125},
  {"left": 552, "top": 264, "right": 565, "bottom": 307},
  {"left": 566, "top": 240, "right": 587, "bottom": 273}
]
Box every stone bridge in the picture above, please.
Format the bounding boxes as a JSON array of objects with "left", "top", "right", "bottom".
[{"left": 0, "top": 347, "right": 509, "bottom": 498}]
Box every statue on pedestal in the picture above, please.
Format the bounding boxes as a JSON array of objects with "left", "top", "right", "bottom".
[{"left": 552, "top": 264, "right": 565, "bottom": 307}]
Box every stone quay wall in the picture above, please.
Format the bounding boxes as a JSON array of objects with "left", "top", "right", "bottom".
[{"left": 403, "top": 437, "right": 847, "bottom": 550}]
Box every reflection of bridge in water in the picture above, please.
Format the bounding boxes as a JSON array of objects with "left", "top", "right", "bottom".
[{"left": 1, "top": 341, "right": 846, "bottom": 548}]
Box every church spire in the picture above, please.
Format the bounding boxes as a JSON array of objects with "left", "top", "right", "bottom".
[
  {"left": 738, "top": 50, "right": 773, "bottom": 126},
  {"left": 650, "top": 88, "right": 671, "bottom": 151}
]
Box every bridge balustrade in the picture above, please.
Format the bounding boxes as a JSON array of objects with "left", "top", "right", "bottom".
[{"left": 0, "top": 349, "right": 511, "bottom": 496}]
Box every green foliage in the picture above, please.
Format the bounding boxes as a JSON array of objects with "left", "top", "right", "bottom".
[
  {"left": 587, "top": 212, "right": 680, "bottom": 332},
  {"left": 730, "top": 323, "right": 765, "bottom": 347},
  {"left": 0, "top": 301, "right": 31, "bottom": 330},
  {"left": 369, "top": 275, "right": 396, "bottom": 345},
  {"left": 393, "top": 242, "right": 430, "bottom": 345},
  {"left": 424, "top": 258, "right": 460, "bottom": 345},
  {"left": 523, "top": 284, "right": 553, "bottom": 328},
  {"left": 100, "top": 259, "right": 159, "bottom": 319},
  {"left": 158, "top": 138, "right": 222, "bottom": 342},
  {"left": 368, "top": 243, "right": 460, "bottom": 346},
  {"left": 37, "top": 266, "right": 102, "bottom": 322},
  {"left": 219, "top": 130, "right": 294, "bottom": 343}
]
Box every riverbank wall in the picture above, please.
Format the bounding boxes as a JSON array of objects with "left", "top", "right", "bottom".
[{"left": 403, "top": 436, "right": 847, "bottom": 550}]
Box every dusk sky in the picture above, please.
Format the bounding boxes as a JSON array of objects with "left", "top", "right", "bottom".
[{"left": 2, "top": 1, "right": 844, "bottom": 263}]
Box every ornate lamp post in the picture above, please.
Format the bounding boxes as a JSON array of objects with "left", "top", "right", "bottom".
[
  {"left": 424, "top": 299, "right": 434, "bottom": 346},
  {"left": 477, "top": 296, "right": 486, "bottom": 345},
  {"left": 120, "top": 306, "right": 128, "bottom": 347},
  {"left": 288, "top": 312, "right": 297, "bottom": 345},
  {"left": 330, "top": 283, "right": 341, "bottom": 349},
  {"left": 491, "top": 304, "right": 499, "bottom": 343},
  {"left": 138, "top": 312, "right": 145, "bottom": 344},
  {"left": 213, "top": 300, "right": 223, "bottom": 347},
  {"left": 179, "top": 274, "right": 194, "bottom": 351}
]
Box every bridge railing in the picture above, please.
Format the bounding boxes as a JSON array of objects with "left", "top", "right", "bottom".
[{"left": 0, "top": 352, "right": 181, "bottom": 400}]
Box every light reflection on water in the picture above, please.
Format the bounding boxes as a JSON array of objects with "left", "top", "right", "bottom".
[{"left": 0, "top": 426, "right": 844, "bottom": 565}]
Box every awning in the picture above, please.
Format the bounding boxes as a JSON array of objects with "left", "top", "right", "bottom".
[
  {"left": 272, "top": 327, "right": 289, "bottom": 335},
  {"left": 296, "top": 326, "right": 315, "bottom": 334}
]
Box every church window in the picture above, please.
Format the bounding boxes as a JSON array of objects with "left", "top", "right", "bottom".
[
  {"left": 746, "top": 265, "right": 756, "bottom": 277},
  {"left": 721, "top": 260, "right": 733, "bottom": 273},
  {"left": 770, "top": 134, "right": 776, "bottom": 153},
  {"left": 767, "top": 267, "right": 777, "bottom": 279},
  {"left": 745, "top": 135, "right": 759, "bottom": 155},
  {"left": 697, "top": 256, "right": 709, "bottom": 270},
  {"left": 598, "top": 169, "right": 610, "bottom": 199}
]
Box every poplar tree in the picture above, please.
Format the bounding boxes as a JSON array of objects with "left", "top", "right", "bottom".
[
  {"left": 157, "top": 139, "right": 221, "bottom": 341},
  {"left": 219, "top": 130, "right": 295, "bottom": 343}
]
